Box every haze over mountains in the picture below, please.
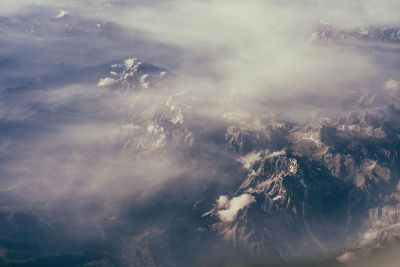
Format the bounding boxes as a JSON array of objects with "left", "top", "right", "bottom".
[{"left": 1, "top": 1, "right": 400, "bottom": 266}]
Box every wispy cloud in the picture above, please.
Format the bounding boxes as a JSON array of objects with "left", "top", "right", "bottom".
[{"left": 1, "top": 0, "right": 400, "bottom": 265}]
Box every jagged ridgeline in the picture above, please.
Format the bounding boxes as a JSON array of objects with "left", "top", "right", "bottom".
[
  {"left": 2, "top": 9, "right": 400, "bottom": 266},
  {"left": 92, "top": 24, "right": 400, "bottom": 265},
  {"left": 312, "top": 23, "right": 400, "bottom": 44}
]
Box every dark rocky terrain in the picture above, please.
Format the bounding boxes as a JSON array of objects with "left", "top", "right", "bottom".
[
  {"left": 1, "top": 9, "right": 400, "bottom": 266},
  {"left": 83, "top": 47, "right": 400, "bottom": 266}
]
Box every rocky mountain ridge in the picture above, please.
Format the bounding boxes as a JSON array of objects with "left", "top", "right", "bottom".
[{"left": 96, "top": 52, "right": 400, "bottom": 266}]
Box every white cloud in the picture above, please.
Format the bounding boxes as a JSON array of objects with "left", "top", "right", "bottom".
[
  {"left": 238, "top": 152, "right": 262, "bottom": 170},
  {"left": 337, "top": 252, "right": 356, "bottom": 263},
  {"left": 98, "top": 77, "right": 117, "bottom": 87},
  {"left": 55, "top": 9, "right": 68, "bottom": 19},
  {"left": 2, "top": 1, "right": 400, "bottom": 260},
  {"left": 97, "top": 0, "right": 392, "bottom": 122},
  {"left": 384, "top": 79, "right": 400, "bottom": 92},
  {"left": 216, "top": 195, "right": 229, "bottom": 209},
  {"left": 217, "top": 194, "right": 256, "bottom": 222}
]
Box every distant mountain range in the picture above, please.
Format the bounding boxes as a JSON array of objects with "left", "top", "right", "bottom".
[
  {"left": 93, "top": 44, "right": 400, "bottom": 265},
  {"left": 1, "top": 15, "right": 400, "bottom": 266}
]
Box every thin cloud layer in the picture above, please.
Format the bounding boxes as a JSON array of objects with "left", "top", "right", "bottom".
[
  {"left": 1, "top": 0, "right": 400, "bottom": 266},
  {"left": 102, "top": 0, "right": 397, "bottom": 121}
]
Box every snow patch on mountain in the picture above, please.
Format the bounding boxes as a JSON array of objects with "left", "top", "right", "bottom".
[{"left": 98, "top": 58, "right": 168, "bottom": 91}]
